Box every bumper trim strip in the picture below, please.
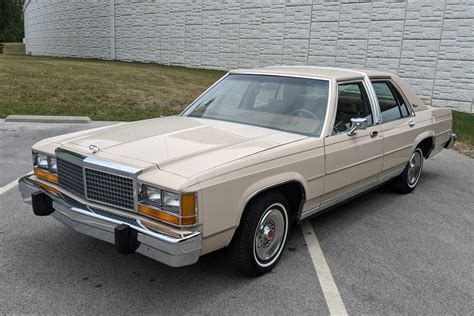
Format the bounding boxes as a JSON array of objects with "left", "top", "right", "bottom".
[
  {"left": 19, "top": 175, "right": 201, "bottom": 267},
  {"left": 445, "top": 133, "right": 457, "bottom": 149}
]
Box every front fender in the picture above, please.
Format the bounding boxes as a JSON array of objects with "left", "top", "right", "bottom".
[{"left": 235, "top": 172, "right": 308, "bottom": 230}]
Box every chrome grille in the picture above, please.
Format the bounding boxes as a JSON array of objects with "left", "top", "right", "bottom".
[
  {"left": 57, "top": 158, "right": 85, "bottom": 197},
  {"left": 85, "top": 168, "right": 134, "bottom": 211},
  {"left": 56, "top": 149, "right": 138, "bottom": 212}
]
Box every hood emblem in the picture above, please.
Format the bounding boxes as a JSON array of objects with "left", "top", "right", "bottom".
[{"left": 89, "top": 144, "right": 100, "bottom": 154}]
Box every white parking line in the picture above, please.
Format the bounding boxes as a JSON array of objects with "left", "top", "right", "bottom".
[
  {"left": 0, "top": 178, "right": 20, "bottom": 195},
  {"left": 301, "top": 221, "right": 348, "bottom": 316}
]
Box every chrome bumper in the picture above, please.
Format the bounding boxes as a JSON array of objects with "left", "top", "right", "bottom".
[
  {"left": 19, "top": 175, "right": 202, "bottom": 267},
  {"left": 445, "top": 133, "right": 457, "bottom": 149}
]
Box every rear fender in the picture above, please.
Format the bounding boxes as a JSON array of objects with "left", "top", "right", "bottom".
[{"left": 412, "top": 131, "right": 435, "bottom": 156}]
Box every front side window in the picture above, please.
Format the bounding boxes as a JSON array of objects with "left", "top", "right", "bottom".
[
  {"left": 333, "top": 82, "right": 373, "bottom": 134},
  {"left": 183, "top": 74, "right": 330, "bottom": 136},
  {"left": 372, "top": 81, "right": 411, "bottom": 122}
]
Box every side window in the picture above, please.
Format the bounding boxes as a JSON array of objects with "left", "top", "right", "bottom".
[
  {"left": 372, "top": 81, "right": 411, "bottom": 122},
  {"left": 333, "top": 82, "right": 373, "bottom": 134},
  {"left": 390, "top": 83, "right": 411, "bottom": 117}
]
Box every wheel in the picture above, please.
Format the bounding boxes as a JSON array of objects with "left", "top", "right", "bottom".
[
  {"left": 392, "top": 148, "right": 424, "bottom": 194},
  {"left": 230, "top": 191, "right": 289, "bottom": 276}
]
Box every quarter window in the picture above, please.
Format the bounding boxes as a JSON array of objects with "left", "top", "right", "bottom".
[
  {"left": 333, "top": 82, "right": 373, "bottom": 134},
  {"left": 372, "top": 81, "right": 411, "bottom": 122}
]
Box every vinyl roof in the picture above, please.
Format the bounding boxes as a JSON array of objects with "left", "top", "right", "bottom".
[{"left": 230, "top": 66, "right": 393, "bottom": 80}]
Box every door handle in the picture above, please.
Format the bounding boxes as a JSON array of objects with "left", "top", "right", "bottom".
[
  {"left": 370, "top": 131, "right": 378, "bottom": 138},
  {"left": 409, "top": 120, "right": 416, "bottom": 127}
]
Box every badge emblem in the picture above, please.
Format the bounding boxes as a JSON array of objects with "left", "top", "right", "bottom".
[{"left": 89, "top": 144, "right": 100, "bottom": 154}]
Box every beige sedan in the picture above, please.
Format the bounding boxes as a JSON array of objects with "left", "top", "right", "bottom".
[{"left": 19, "top": 66, "right": 456, "bottom": 276}]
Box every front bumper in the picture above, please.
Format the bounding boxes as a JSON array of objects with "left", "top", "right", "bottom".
[
  {"left": 19, "top": 175, "right": 202, "bottom": 267},
  {"left": 445, "top": 132, "right": 457, "bottom": 149}
]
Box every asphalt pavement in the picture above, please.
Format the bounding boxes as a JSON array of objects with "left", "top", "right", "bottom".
[{"left": 0, "top": 120, "right": 472, "bottom": 314}]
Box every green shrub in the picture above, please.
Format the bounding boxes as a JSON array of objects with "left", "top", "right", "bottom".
[
  {"left": 0, "top": 0, "right": 24, "bottom": 43},
  {"left": 453, "top": 111, "right": 474, "bottom": 146}
]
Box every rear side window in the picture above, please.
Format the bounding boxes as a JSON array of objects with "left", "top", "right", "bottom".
[{"left": 372, "top": 81, "right": 411, "bottom": 122}]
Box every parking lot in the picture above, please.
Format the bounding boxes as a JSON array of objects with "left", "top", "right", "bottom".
[{"left": 0, "top": 120, "right": 473, "bottom": 314}]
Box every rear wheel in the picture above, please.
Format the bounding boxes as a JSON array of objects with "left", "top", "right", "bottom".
[
  {"left": 393, "top": 148, "right": 424, "bottom": 194},
  {"left": 230, "top": 191, "right": 289, "bottom": 276}
]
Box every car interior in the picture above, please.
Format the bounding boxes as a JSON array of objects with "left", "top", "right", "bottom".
[
  {"left": 240, "top": 79, "right": 329, "bottom": 121},
  {"left": 333, "top": 82, "right": 373, "bottom": 134}
]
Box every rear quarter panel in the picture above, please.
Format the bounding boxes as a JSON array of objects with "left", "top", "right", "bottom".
[{"left": 427, "top": 107, "right": 453, "bottom": 155}]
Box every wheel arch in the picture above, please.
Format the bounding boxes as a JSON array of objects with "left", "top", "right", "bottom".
[
  {"left": 412, "top": 131, "right": 436, "bottom": 158},
  {"left": 230, "top": 173, "right": 307, "bottom": 243}
]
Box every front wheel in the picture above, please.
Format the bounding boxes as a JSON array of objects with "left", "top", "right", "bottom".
[
  {"left": 230, "top": 191, "right": 289, "bottom": 276},
  {"left": 393, "top": 148, "right": 424, "bottom": 194}
]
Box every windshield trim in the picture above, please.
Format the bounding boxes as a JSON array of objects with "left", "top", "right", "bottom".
[{"left": 181, "top": 73, "right": 333, "bottom": 138}]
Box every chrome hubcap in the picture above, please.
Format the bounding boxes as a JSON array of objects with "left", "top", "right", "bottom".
[
  {"left": 254, "top": 206, "right": 286, "bottom": 263},
  {"left": 408, "top": 150, "right": 422, "bottom": 186}
]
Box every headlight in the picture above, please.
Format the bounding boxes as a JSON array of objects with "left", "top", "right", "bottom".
[
  {"left": 36, "top": 153, "right": 49, "bottom": 169},
  {"left": 32, "top": 151, "right": 58, "bottom": 182},
  {"left": 49, "top": 157, "right": 58, "bottom": 173},
  {"left": 142, "top": 185, "right": 161, "bottom": 204},
  {"left": 162, "top": 191, "right": 180, "bottom": 213},
  {"left": 138, "top": 184, "right": 197, "bottom": 226}
]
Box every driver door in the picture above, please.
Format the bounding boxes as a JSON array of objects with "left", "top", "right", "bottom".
[{"left": 322, "top": 81, "right": 384, "bottom": 206}]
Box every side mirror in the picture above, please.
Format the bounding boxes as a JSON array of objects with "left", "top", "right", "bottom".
[{"left": 347, "top": 117, "right": 368, "bottom": 136}]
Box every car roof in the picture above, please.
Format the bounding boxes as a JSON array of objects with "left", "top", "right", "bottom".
[
  {"left": 228, "top": 66, "right": 428, "bottom": 111},
  {"left": 229, "top": 66, "right": 393, "bottom": 81}
]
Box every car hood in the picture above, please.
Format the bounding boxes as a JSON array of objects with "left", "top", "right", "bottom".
[{"left": 58, "top": 116, "right": 307, "bottom": 177}]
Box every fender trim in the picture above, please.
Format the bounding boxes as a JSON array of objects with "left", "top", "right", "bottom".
[{"left": 412, "top": 131, "right": 435, "bottom": 158}]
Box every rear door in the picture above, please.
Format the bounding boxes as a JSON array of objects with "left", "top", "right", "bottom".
[
  {"left": 371, "top": 79, "right": 416, "bottom": 176},
  {"left": 323, "top": 80, "right": 384, "bottom": 207}
]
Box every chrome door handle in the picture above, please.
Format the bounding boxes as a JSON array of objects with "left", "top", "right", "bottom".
[
  {"left": 409, "top": 121, "right": 416, "bottom": 127},
  {"left": 370, "top": 131, "right": 378, "bottom": 138}
]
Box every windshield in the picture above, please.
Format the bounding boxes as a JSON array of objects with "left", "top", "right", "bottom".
[{"left": 182, "top": 74, "right": 330, "bottom": 136}]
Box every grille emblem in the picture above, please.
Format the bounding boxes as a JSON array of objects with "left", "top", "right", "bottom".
[{"left": 89, "top": 144, "right": 100, "bottom": 154}]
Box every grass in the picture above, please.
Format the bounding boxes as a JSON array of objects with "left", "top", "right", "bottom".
[
  {"left": 0, "top": 44, "right": 472, "bottom": 148},
  {"left": 0, "top": 44, "right": 225, "bottom": 121},
  {"left": 453, "top": 111, "right": 474, "bottom": 146},
  {"left": 2, "top": 42, "right": 26, "bottom": 55}
]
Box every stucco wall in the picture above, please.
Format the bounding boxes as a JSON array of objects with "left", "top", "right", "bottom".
[{"left": 24, "top": 0, "right": 474, "bottom": 113}]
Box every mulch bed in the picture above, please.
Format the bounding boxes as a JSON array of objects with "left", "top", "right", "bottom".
[{"left": 454, "top": 142, "right": 474, "bottom": 159}]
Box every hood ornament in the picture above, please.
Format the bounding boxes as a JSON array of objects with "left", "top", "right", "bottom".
[{"left": 89, "top": 144, "right": 100, "bottom": 154}]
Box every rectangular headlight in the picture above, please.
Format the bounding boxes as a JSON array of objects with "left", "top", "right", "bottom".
[
  {"left": 142, "top": 185, "right": 161, "bottom": 205},
  {"left": 49, "top": 157, "right": 57, "bottom": 174},
  {"left": 162, "top": 191, "right": 180, "bottom": 213},
  {"left": 32, "top": 151, "right": 58, "bottom": 182},
  {"left": 36, "top": 153, "right": 49, "bottom": 169},
  {"left": 138, "top": 184, "right": 197, "bottom": 226}
]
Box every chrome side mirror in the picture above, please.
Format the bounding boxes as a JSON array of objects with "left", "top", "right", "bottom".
[{"left": 347, "top": 117, "right": 368, "bottom": 136}]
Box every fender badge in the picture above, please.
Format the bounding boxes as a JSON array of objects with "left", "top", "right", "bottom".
[{"left": 89, "top": 144, "right": 100, "bottom": 154}]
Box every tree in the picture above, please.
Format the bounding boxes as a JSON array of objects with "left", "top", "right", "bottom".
[{"left": 0, "top": 0, "right": 24, "bottom": 43}]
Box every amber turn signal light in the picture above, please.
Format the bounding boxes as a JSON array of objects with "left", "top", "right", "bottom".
[
  {"left": 181, "top": 193, "right": 196, "bottom": 225},
  {"left": 34, "top": 168, "right": 58, "bottom": 183},
  {"left": 138, "top": 204, "right": 180, "bottom": 225},
  {"left": 181, "top": 216, "right": 196, "bottom": 225},
  {"left": 181, "top": 193, "right": 196, "bottom": 217}
]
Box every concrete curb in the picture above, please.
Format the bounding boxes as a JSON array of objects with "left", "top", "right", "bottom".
[{"left": 5, "top": 115, "right": 92, "bottom": 124}]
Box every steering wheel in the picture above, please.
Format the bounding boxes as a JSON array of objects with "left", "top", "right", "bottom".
[{"left": 289, "top": 108, "right": 318, "bottom": 120}]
